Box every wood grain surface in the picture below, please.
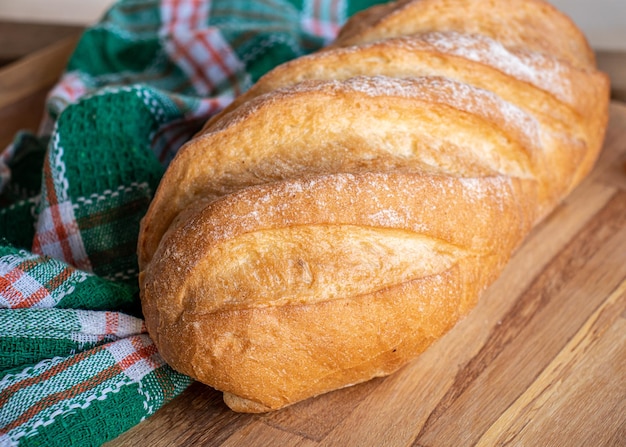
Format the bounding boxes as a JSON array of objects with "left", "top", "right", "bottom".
[
  {"left": 0, "top": 34, "right": 79, "bottom": 149},
  {"left": 104, "top": 102, "right": 626, "bottom": 447},
  {"left": 0, "top": 21, "right": 83, "bottom": 66}
]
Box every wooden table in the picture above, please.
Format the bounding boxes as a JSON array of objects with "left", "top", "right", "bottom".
[{"left": 1, "top": 25, "right": 625, "bottom": 447}]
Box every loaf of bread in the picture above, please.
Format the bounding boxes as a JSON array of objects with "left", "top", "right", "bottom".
[{"left": 138, "top": 0, "right": 610, "bottom": 412}]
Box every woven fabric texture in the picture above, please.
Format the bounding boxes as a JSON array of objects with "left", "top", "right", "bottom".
[{"left": 0, "top": 0, "right": 384, "bottom": 445}]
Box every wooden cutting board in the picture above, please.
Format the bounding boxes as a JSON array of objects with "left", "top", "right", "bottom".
[{"left": 105, "top": 103, "right": 626, "bottom": 447}]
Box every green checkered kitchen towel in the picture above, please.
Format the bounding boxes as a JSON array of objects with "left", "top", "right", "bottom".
[{"left": 0, "top": 0, "right": 384, "bottom": 445}]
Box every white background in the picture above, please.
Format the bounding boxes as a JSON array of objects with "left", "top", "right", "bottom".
[{"left": 0, "top": 0, "right": 624, "bottom": 50}]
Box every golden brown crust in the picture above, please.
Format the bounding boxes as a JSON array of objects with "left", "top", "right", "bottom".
[
  {"left": 143, "top": 171, "right": 534, "bottom": 315},
  {"left": 141, "top": 172, "right": 533, "bottom": 410},
  {"left": 145, "top": 244, "right": 503, "bottom": 411},
  {"left": 139, "top": 76, "right": 545, "bottom": 268},
  {"left": 200, "top": 32, "right": 603, "bottom": 137},
  {"left": 334, "top": 0, "right": 596, "bottom": 69},
  {"left": 138, "top": 0, "right": 610, "bottom": 412}
]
